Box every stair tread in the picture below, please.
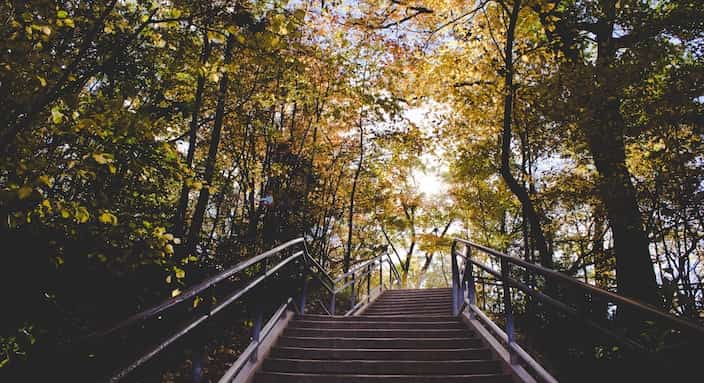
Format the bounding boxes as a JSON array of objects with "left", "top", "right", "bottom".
[
  {"left": 255, "top": 371, "right": 512, "bottom": 382},
  {"left": 273, "top": 347, "right": 488, "bottom": 352},
  {"left": 250, "top": 288, "right": 511, "bottom": 383}
]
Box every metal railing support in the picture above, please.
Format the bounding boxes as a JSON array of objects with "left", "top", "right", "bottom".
[
  {"left": 367, "top": 264, "right": 372, "bottom": 303},
  {"left": 500, "top": 257, "right": 517, "bottom": 364},
  {"left": 465, "top": 246, "right": 476, "bottom": 317},
  {"left": 298, "top": 275, "right": 309, "bottom": 315},
  {"left": 451, "top": 242, "right": 460, "bottom": 316},
  {"left": 250, "top": 302, "right": 263, "bottom": 362},
  {"left": 379, "top": 257, "right": 384, "bottom": 290},
  {"left": 192, "top": 346, "right": 204, "bottom": 383},
  {"left": 350, "top": 273, "right": 356, "bottom": 309}
]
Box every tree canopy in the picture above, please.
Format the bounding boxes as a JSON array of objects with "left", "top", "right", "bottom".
[{"left": 1, "top": 0, "right": 702, "bottom": 379}]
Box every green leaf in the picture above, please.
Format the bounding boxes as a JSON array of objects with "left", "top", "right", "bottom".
[
  {"left": 57, "top": 10, "right": 68, "bottom": 19},
  {"left": 51, "top": 107, "right": 64, "bottom": 124}
]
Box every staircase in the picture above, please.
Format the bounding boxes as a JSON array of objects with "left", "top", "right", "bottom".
[{"left": 253, "top": 288, "right": 512, "bottom": 382}]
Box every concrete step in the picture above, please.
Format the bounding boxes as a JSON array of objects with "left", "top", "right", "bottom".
[
  {"left": 288, "top": 320, "right": 465, "bottom": 330},
  {"left": 270, "top": 347, "right": 492, "bottom": 361},
  {"left": 298, "top": 314, "right": 456, "bottom": 322},
  {"left": 277, "top": 336, "right": 484, "bottom": 349},
  {"left": 370, "top": 301, "right": 451, "bottom": 308},
  {"left": 366, "top": 304, "right": 452, "bottom": 312},
  {"left": 262, "top": 358, "right": 503, "bottom": 375},
  {"left": 373, "top": 297, "right": 453, "bottom": 305},
  {"left": 362, "top": 310, "right": 453, "bottom": 316},
  {"left": 380, "top": 290, "right": 451, "bottom": 298},
  {"left": 284, "top": 328, "right": 470, "bottom": 339},
  {"left": 254, "top": 372, "right": 513, "bottom": 383}
]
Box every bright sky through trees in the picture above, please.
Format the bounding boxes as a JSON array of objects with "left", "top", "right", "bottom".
[{"left": 1, "top": 0, "right": 703, "bottom": 379}]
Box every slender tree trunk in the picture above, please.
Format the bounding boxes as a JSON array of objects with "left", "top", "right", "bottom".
[
  {"left": 401, "top": 203, "right": 416, "bottom": 282},
  {"left": 498, "top": 0, "right": 553, "bottom": 268},
  {"left": 184, "top": 35, "right": 235, "bottom": 258},
  {"left": 416, "top": 220, "right": 453, "bottom": 288},
  {"left": 344, "top": 115, "right": 364, "bottom": 273},
  {"left": 174, "top": 29, "right": 212, "bottom": 239}
]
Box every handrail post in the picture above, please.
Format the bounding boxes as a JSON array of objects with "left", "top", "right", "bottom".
[
  {"left": 192, "top": 346, "right": 204, "bottom": 383},
  {"left": 350, "top": 272, "right": 356, "bottom": 309},
  {"left": 367, "top": 264, "right": 372, "bottom": 302},
  {"left": 251, "top": 303, "right": 263, "bottom": 362},
  {"left": 329, "top": 291, "right": 336, "bottom": 316},
  {"left": 451, "top": 242, "right": 459, "bottom": 316},
  {"left": 298, "top": 274, "right": 309, "bottom": 315},
  {"left": 466, "top": 245, "right": 476, "bottom": 317},
  {"left": 389, "top": 259, "right": 393, "bottom": 286},
  {"left": 500, "top": 257, "right": 517, "bottom": 364},
  {"left": 379, "top": 257, "right": 384, "bottom": 290}
]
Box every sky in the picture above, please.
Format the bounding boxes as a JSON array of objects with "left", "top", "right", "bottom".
[{"left": 403, "top": 104, "right": 449, "bottom": 197}]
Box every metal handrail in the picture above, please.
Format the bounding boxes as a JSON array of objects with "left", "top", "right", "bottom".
[
  {"left": 452, "top": 238, "right": 704, "bottom": 336},
  {"left": 449, "top": 237, "right": 704, "bottom": 383},
  {"left": 88, "top": 238, "right": 307, "bottom": 340},
  {"left": 104, "top": 241, "right": 312, "bottom": 382},
  {"left": 78, "top": 238, "right": 402, "bottom": 382},
  {"left": 327, "top": 252, "right": 403, "bottom": 316}
]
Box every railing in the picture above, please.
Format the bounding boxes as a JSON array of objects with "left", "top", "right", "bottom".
[
  {"left": 450, "top": 237, "right": 704, "bottom": 382},
  {"left": 60, "top": 238, "right": 401, "bottom": 383},
  {"left": 331, "top": 254, "right": 403, "bottom": 316}
]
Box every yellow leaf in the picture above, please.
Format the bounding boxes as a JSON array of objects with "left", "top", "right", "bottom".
[
  {"left": 38, "top": 175, "right": 53, "bottom": 187},
  {"left": 99, "top": 212, "right": 118, "bottom": 225},
  {"left": 37, "top": 76, "right": 47, "bottom": 86},
  {"left": 165, "top": 275, "right": 172, "bottom": 284},
  {"left": 171, "top": 289, "right": 181, "bottom": 297},
  {"left": 75, "top": 206, "right": 90, "bottom": 223},
  {"left": 92, "top": 153, "right": 112, "bottom": 164},
  {"left": 193, "top": 296, "right": 203, "bottom": 308},
  {"left": 17, "top": 185, "right": 33, "bottom": 199},
  {"left": 60, "top": 209, "right": 70, "bottom": 219},
  {"left": 174, "top": 267, "right": 185, "bottom": 279}
]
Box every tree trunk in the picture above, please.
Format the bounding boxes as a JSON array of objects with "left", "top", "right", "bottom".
[
  {"left": 174, "top": 29, "right": 212, "bottom": 239},
  {"left": 584, "top": 12, "right": 658, "bottom": 305},
  {"left": 184, "top": 35, "right": 235, "bottom": 258},
  {"left": 344, "top": 115, "right": 364, "bottom": 273},
  {"left": 498, "top": 0, "right": 553, "bottom": 268}
]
